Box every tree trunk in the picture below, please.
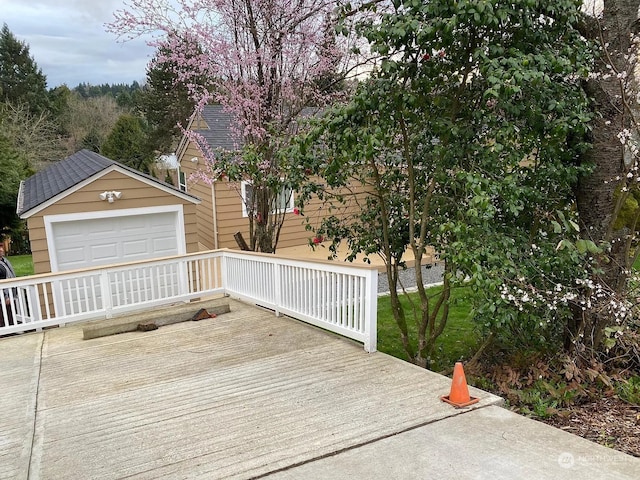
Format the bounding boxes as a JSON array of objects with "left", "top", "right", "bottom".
[{"left": 573, "top": 0, "right": 640, "bottom": 354}]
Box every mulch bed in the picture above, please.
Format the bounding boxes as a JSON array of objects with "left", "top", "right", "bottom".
[{"left": 539, "top": 397, "right": 640, "bottom": 457}]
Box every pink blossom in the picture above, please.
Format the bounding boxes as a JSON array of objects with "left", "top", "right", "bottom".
[{"left": 107, "top": 0, "right": 347, "bottom": 155}]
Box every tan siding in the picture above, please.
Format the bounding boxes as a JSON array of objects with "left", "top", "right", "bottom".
[
  {"left": 178, "top": 142, "right": 216, "bottom": 249},
  {"left": 183, "top": 203, "right": 199, "bottom": 253},
  {"left": 214, "top": 181, "right": 246, "bottom": 249},
  {"left": 195, "top": 189, "right": 215, "bottom": 249},
  {"left": 26, "top": 223, "right": 47, "bottom": 241},
  {"left": 211, "top": 178, "right": 372, "bottom": 251},
  {"left": 276, "top": 180, "right": 372, "bottom": 250},
  {"left": 26, "top": 217, "right": 51, "bottom": 274}
]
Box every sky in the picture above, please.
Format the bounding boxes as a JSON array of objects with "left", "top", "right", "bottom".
[{"left": 1, "top": 0, "right": 155, "bottom": 88}]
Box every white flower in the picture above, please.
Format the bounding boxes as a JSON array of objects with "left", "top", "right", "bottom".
[{"left": 617, "top": 129, "right": 632, "bottom": 145}]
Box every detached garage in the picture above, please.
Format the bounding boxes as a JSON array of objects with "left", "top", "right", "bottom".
[{"left": 17, "top": 150, "right": 201, "bottom": 275}]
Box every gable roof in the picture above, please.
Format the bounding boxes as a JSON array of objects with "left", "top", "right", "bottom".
[
  {"left": 196, "top": 104, "right": 237, "bottom": 151},
  {"left": 17, "top": 149, "right": 200, "bottom": 218},
  {"left": 179, "top": 104, "right": 324, "bottom": 158}
]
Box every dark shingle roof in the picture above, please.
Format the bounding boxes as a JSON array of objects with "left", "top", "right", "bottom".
[
  {"left": 17, "top": 149, "right": 199, "bottom": 217},
  {"left": 194, "top": 104, "right": 323, "bottom": 151},
  {"left": 196, "top": 105, "right": 238, "bottom": 151}
]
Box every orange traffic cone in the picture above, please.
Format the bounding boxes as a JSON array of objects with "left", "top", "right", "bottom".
[{"left": 441, "top": 362, "right": 479, "bottom": 408}]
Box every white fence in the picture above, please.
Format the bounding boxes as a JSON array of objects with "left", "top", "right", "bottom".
[{"left": 0, "top": 250, "right": 378, "bottom": 351}]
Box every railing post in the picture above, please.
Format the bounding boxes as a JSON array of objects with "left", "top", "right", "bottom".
[
  {"left": 0, "top": 293, "right": 7, "bottom": 326},
  {"left": 28, "top": 285, "right": 42, "bottom": 324},
  {"left": 178, "top": 257, "right": 189, "bottom": 299},
  {"left": 100, "top": 269, "right": 113, "bottom": 319},
  {"left": 221, "top": 251, "right": 228, "bottom": 295},
  {"left": 363, "top": 269, "right": 378, "bottom": 353},
  {"left": 274, "top": 261, "right": 282, "bottom": 317}
]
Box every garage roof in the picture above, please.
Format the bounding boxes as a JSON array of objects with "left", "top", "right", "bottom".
[{"left": 17, "top": 149, "right": 200, "bottom": 218}]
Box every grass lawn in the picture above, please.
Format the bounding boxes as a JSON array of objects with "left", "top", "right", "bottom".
[
  {"left": 377, "top": 285, "right": 478, "bottom": 371},
  {"left": 7, "top": 254, "right": 34, "bottom": 277}
]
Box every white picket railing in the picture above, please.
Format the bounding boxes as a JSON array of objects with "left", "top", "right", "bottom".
[{"left": 0, "top": 249, "right": 378, "bottom": 351}]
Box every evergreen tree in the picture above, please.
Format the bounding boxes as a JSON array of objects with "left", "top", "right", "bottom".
[
  {"left": 101, "top": 114, "right": 154, "bottom": 172},
  {"left": 80, "top": 129, "right": 102, "bottom": 153},
  {"left": 0, "top": 24, "right": 50, "bottom": 115},
  {"left": 48, "top": 84, "right": 73, "bottom": 136},
  {"left": 136, "top": 35, "right": 210, "bottom": 154},
  {"left": 0, "top": 133, "right": 30, "bottom": 234},
  {"left": 309, "top": 13, "right": 346, "bottom": 101},
  {"left": 116, "top": 90, "right": 134, "bottom": 109}
]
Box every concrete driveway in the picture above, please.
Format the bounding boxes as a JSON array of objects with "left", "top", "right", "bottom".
[{"left": 1, "top": 299, "right": 637, "bottom": 479}]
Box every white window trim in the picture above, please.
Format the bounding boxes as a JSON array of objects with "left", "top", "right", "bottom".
[
  {"left": 240, "top": 181, "right": 295, "bottom": 218},
  {"left": 178, "top": 169, "right": 187, "bottom": 192}
]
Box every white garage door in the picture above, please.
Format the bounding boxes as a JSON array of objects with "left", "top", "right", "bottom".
[{"left": 51, "top": 211, "right": 180, "bottom": 271}]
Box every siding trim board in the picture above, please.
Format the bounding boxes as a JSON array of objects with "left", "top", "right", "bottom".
[{"left": 211, "top": 182, "right": 219, "bottom": 249}]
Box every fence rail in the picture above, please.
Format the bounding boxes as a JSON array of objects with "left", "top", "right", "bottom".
[{"left": 0, "top": 249, "right": 377, "bottom": 351}]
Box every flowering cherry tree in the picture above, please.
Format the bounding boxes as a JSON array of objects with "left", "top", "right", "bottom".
[{"left": 108, "top": 0, "right": 349, "bottom": 252}]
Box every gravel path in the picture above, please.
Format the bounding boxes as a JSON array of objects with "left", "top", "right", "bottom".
[{"left": 377, "top": 262, "right": 444, "bottom": 295}]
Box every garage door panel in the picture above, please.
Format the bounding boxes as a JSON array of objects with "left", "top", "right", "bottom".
[
  {"left": 55, "top": 221, "right": 87, "bottom": 235},
  {"left": 122, "top": 239, "right": 148, "bottom": 257},
  {"left": 152, "top": 236, "right": 178, "bottom": 252},
  {"left": 55, "top": 231, "right": 87, "bottom": 243},
  {"left": 57, "top": 246, "right": 89, "bottom": 268},
  {"left": 81, "top": 220, "right": 115, "bottom": 236},
  {"left": 90, "top": 243, "right": 119, "bottom": 263},
  {"left": 150, "top": 217, "right": 174, "bottom": 228},
  {"left": 92, "top": 224, "right": 116, "bottom": 235},
  {"left": 120, "top": 224, "right": 148, "bottom": 235}
]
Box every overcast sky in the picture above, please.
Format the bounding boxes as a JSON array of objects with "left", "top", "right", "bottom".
[{"left": 1, "top": 0, "right": 155, "bottom": 88}]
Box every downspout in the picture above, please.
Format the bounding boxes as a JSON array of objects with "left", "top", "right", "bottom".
[{"left": 211, "top": 180, "right": 219, "bottom": 250}]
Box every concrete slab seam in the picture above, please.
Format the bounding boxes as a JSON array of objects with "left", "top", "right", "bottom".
[
  {"left": 250, "top": 403, "right": 501, "bottom": 479},
  {"left": 22, "top": 333, "right": 45, "bottom": 480}
]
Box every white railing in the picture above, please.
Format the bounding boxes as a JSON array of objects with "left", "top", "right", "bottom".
[{"left": 0, "top": 249, "right": 378, "bottom": 352}]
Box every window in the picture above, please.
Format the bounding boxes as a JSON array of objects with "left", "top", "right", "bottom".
[
  {"left": 178, "top": 170, "right": 187, "bottom": 192},
  {"left": 241, "top": 181, "right": 294, "bottom": 217}
]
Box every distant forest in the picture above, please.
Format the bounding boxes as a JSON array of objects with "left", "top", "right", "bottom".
[{"left": 72, "top": 81, "right": 143, "bottom": 99}]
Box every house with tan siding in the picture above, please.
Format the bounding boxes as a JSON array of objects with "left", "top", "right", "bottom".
[
  {"left": 17, "top": 150, "right": 201, "bottom": 275},
  {"left": 175, "top": 105, "right": 356, "bottom": 252}
]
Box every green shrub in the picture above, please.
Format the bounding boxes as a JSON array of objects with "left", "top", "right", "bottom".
[{"left": 616, "top": 376, "right": 640, "bottom": 405}]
